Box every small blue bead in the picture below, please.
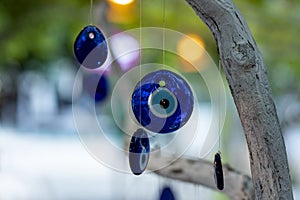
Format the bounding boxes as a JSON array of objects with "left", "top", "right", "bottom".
[
  {"left": 74, "top": 25, "right": 108, "bottom": 69},
  {"left": 160, "top": 186, "right": 176, "bottom": 200},
  {"left": 131, "top": 70, "right": 194, "bottom": 134},
  {"left": 129, "top": 128, "right": 150, "bottom": 175}
]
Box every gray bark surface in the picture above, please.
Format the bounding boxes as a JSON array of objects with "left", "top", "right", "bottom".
[
  {"left": 148, "top": 152, "right": 254, "bottom": 200},
  {"left": 184, "top": 0, "right": 294, "bottom": 199}
]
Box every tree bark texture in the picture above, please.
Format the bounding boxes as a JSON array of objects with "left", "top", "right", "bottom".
[
  {"left": 184, "top": 0, "right": 293, "bottom": 199},
  {"left": 148, "top": 152, "right": 254, "bottom": 200}
]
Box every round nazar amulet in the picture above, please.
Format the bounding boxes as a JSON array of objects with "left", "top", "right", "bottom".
[
  {"left": 131, "top": 69, "right": 194, "bottom": 134},
  {"left": 74, "top": 25, "right": 108, "bottom": 69},
  {"left": 129, "top": 128, "right": 150, "bottom": 175}
]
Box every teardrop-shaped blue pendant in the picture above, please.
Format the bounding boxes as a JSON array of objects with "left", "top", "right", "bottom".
[
  {"left": 95, "top": 75, "right": 108, "bottom": 103},
  {"left": 214, "top": 152, "right": 224, "bottom": 190},
  {"left": 129, "top": 128, "right": 150, "bottom": 175},
  {"left": 74, "top": 25, "right": 108, "bottom": 69},
  {"left": 83, "top": 74, "right": 109, "bottom": 103},
  {"left": 159, "top": 186, "right": 176, "bottom": 200}
]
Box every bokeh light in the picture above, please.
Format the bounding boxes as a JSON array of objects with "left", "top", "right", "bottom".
[
  {"left": 110, "top": 32, "right": 139, "bottom": 72},
  {"left": 177, "top": 33, "right": 206, "bottom": 72},
  {"left": 109, "top": 0, "right": 134, "bottom": 5},
  {"left": 107, "top": 0, "right": 135, "bottom": 23}
]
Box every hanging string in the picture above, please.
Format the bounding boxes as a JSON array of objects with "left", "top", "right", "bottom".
[
  {"left": 139, "top": 0, "right": 142, "bottom": 127},
  {"left": 140, "top": 0, "right": 142, "bottom": 67},
  {"left": 218, "top": 60, "right": 222, "bottom": 152},
  {"left": 89, "top": 0, "right": 94, "bottom": 24},
  {"left": 162, "top": 0, "right": 166, "bottom": 69}
]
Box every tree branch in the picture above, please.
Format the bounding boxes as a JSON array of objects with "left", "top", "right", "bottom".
[
  {"left": 148, "top": 152, "right": 254, "bottom": 200},
  {"left": 184, "top": 0, "right": 293, "bottom": 199}
]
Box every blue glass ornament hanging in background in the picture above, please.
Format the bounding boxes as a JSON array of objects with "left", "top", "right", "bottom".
[
  {"left": 159, "top": 186, "right": 176, "bottom": 200},
  {"left": 131, "top": 70, "right": 194, "bottom": 134},
  {"left": 129, "top": 128, "right": 150, "bottom": 175},
  {"left": 214, "top": 152, "right": 224, "bottom": 190},
  {"left": 83, "top": 74, "right": 109, "bottom": 103},
  {"left": 74, "top": 25, "right": 108, "bottom": 69},
  {"left": 95, "top": 75, "right": 108, "bottom": 103}
]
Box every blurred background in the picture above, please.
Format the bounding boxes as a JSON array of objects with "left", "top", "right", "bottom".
[{"left": 0, "top": 0, "right": 299, "bottom": 199}]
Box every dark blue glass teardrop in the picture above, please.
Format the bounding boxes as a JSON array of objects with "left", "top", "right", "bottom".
[
  {"left": 95, "top": 75, "right": 108, "bottom": 103},
  {"left": 83, "top": 74, "right": 109, "bottom": 103},
  {"left": 159, "top": 186, "right": 176, "bottom": 200},
  {"left": 131, "top": 70, "right": 194, "bottom": 134},
  {"left": 129, "top": 128, "right": 150, "bottom": 175},
  {"left": 74, "top": 25, "right": 108, "bottom": 69},
  {"left": 214, "top": 152, "right": 224, "bottom": 190}
]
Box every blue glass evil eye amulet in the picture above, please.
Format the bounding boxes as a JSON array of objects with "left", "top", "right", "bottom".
[
  {"left": 131, "top": 70, "right": 194, "bottom": 134},
  {"left": 160, "top": 186, "right": 176, "bottom": 200},
  {"left": 95, "top": 75, "right": 108, "bottom": 103},
  {"left": 74, "top": 25, "right": 108, "bottom": 69},
  {"left": 83, "top": 74, "right": 109, "bottom": 103},
  {"left": 214, "top": 152, "right": 224, "bottom": 190},
  {"left": 129, "top": 128, "right": 150, "bottom": 175}
]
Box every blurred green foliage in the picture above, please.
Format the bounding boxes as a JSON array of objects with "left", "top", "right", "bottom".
[
  {"left": 0, "top": 0, "right": 90, "bottom": 70},
  {"left": 235, "top": 0, "right": 300, "bottom": 95},
  {"left": 0, "top": 0, "right": 299, "bottom": 95}
]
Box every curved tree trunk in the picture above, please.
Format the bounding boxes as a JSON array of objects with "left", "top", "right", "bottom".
[{"left": 184, "top": 0, "right": 294, "bottom": 199}]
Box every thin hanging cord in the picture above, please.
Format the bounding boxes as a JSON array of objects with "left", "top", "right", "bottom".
[
  {"left": 218, "top": 60, "right": 222, "bottom": 152},
  {"left": 162, "top": 0, "right": 166, "bottom": 69},
  {"left": 140, "top": 0, "right": 142, "bottom": 67},
  {"left": 139, "top": 0, "right": 142, "bottom": 127},
  {"left": 89, "top": 0, "right": 93, "bottom": 24}
]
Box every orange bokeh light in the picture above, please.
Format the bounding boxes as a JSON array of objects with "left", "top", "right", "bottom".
[
  {"left": 109, "top": 0, "right": 134, "bottom": 5},
  {"left": 177, "top": 33, "right": 206, "bottom": 72},
  {"left": 107, "top": 0, "right": 135, "bottom": 23}
]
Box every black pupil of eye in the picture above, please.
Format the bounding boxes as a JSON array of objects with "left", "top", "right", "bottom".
[{"left": 160, "top": 98, "right": 170, "bottom": 109}]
